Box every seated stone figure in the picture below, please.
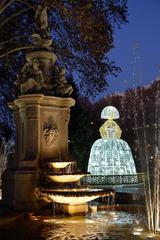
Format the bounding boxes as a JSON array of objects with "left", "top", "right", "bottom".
[
  {"left": 88, "top": 106, "right": 137, "bottom": 175},
  {"left": 17, "top": 59, "right": 44, "bottom": 94},
  {"left": 54, "top": 67, "right": 73, "bottom": 97}
]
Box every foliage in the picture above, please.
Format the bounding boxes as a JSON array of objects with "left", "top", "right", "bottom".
[
  {"left": 0, "top": 138, "right": 14, "bottom": 183},
  {"left": 69, "top": 97, "right": 94, "bottom": 171},
  {"left": 0, "top": 0, "right": 128, "bottom": 98}
]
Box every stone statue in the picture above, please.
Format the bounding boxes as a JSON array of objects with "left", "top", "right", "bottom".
[
  {"left": 32, "top": 33, "right": 52, "bottom": 49},
  {"left": 17, "top": 59, "right": 44, "bottom": 94},
  {"left": 33, "top": 5, "right": 52, "bottom": 50},
  {"left": 35, "top": 5, "right": 50, "bottom": 39},
  {"left": 15, "top": 5, "right": 73, "bottom": 98},
  {"left": 54, "top": 67, "right": 73, "bottom": 97}
]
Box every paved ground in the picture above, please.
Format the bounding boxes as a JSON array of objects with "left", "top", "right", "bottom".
[{"left": 0, "top": 200, "right": 24, "bottom": 228}]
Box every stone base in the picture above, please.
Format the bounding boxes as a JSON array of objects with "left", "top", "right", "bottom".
[
  {"left": 59, "top": 203, "right": 88, "bottom": 215},
  {"left": 2, "top": 95, "right": 75, "bottom": 211},
  {"left": 1, "top": 169, "right": 15, "bottom": 207},
  {"left": 2, "top": 170, "right": 39, "bottom": 210}
]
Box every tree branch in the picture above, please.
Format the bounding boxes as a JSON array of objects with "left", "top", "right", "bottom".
[
  {"left": 0, "top": 0, "right": 16, "bottom": 15},
  {"left": 0, "top": 6, "right": 32, "bottom": 30},
  {"left": 0, "top": 46, "right": 33, "bottom": 59},
  {"left": 0, "top": 35, "right": 29, "bottom": 46},
  {"left": 16, "top": 0, "right": 36, "bottom": 11},
  {"left": 0, "top": 0, "right": 8, "bottom": 10}
]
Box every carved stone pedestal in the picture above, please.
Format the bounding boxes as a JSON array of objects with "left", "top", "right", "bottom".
[
  {"left": 2, "top": 94, "right": 75, "bottom": 209},
  {"left": 59, "top": 203, "right": 88, "bottom": 216}
]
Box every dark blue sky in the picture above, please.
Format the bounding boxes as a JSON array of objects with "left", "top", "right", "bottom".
[{"left": 98, "top": 0, "right": 160, "bottom": 99}]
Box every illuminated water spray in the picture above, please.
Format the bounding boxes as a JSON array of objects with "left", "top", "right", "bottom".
[
  {"left": 88, "top": 106, "right": 137, "bottom": 175},
  {"left": 130, "top": 42, "right": 160, "bottom": 234}
]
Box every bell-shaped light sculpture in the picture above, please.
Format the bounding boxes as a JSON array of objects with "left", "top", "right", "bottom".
[{"left": 88, "top": 106, "right": 137, "bottom": 176}]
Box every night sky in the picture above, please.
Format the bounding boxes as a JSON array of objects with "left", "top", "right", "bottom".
[{"left": 98, "top": 0, "right": 160, "bottom": 99}]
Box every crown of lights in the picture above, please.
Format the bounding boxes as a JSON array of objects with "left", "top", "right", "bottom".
[{"left": 101, "top": 106, "right": 120, "bottom": 120}]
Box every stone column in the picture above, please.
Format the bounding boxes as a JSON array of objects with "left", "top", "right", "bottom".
[{"left": 2, "top": 94, "right": 75, "bottom": 209}]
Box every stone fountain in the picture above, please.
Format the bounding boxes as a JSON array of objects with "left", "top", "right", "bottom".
[
  {"left": 2, "top": 5, "right": 111, "bottom": 215},
  {"left": 35, "top": 158, "right": 108, "bottom": 215}
]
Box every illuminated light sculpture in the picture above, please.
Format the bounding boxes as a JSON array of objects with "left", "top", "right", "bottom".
[{"left": 88, "top": 106, "right": 137, "bottom": 175}]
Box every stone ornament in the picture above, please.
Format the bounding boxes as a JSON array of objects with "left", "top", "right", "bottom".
[
  {"left": 43, "top": 117, "right": 59, "bottom": 146},
  {"left": 43, "top": 127, "right": 59, "bottom": 146}
]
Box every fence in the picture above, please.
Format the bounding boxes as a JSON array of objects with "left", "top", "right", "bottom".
[{"left": 81, "top": 173, "right": 146, "bottom": 186}]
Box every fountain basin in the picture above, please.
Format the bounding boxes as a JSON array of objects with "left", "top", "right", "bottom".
[
  {"left": 35, "top": 187, "right": 113, "bottom": 215},
  {"left": 47, "top": 174, "right": 86, "bottom": 182},
  {"left": 40, "top": 188, "right": 111, "bottom": 205},
  {"left": 46, "top": 195, "right": 100, "bottom": 204},
  {"left": 47, "top": 162, "right": 73, "bottom": 169}
]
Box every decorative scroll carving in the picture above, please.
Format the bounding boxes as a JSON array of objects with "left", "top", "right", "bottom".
[{"left": 26, "top": 106, "right": 38, "bottom": 118}]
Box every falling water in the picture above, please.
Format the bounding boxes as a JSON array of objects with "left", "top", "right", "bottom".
[
  {"left": 52, "top": 201, "right": 56, "bottom": 215},
  {"left": 153, "top": 148, "right": 160, "bottom": 233},
  {"left": 128, "top": 43, "right": 160, "bottom": 234},
  {"left": 133, "top": 86, "right": 160, "bottom": 234}
]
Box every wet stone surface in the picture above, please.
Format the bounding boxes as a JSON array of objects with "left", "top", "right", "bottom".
[{"left": 0, "top": 211, "right": 159, "bottom": 240}]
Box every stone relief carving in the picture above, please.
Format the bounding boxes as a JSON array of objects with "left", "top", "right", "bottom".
[{"left": 43, "top": 117, "right": 59, "bottom": 146}]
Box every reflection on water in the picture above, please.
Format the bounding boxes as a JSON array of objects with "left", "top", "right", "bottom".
[
  {"left": 1, "top": 211, "right": 160, "bottom": 240},
  {"left": 40, "top": 211, "right": 135, "bottom": 240}
]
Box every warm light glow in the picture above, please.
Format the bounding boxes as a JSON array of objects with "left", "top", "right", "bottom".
[
  {"left": 132, "top": 231, "right": 141, "bottom": 236},
  {"left": 86, "top": 220, "right": 95, "bottom": 223},
  {"left": 35, "top": 187, "right": 110, "bottom": 207},
  {"left": 133, "top": 227, "right": 144, "bottom": 232},
  {"left": 48, "top": 162, "right": 72, "bottom": 169},
  {"left": 147, "top": 234, "right": 156, "bottom": 238},
  {"left": 48, "top": 174, "right": 86, "bottom": 182},
  {"left": 46, "top": 195, "right": 100, "bottom": 204},
  {"left": 99, "top": 119, "right": 122, "bottom": 139},
  {"left": 45, "top": 188, "right": 104, "bottom": 192}
]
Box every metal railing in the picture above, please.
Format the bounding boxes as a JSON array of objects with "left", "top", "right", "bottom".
[{"left": 81, "top": 173, "right": 147, "bottom": 186}]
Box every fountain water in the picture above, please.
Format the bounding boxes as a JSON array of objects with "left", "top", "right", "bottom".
[
  {"left": 132, "top": 85, "right": 160, "bottom": 235},
  {"left": 122, "top": 82, "right": 160, "bottom": 235},
  {"left": 35, "top": 156, "right": 111, "bottom": 215},
  {"left": 128, "top": 44, "right": 160, "bottom": 234}
]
